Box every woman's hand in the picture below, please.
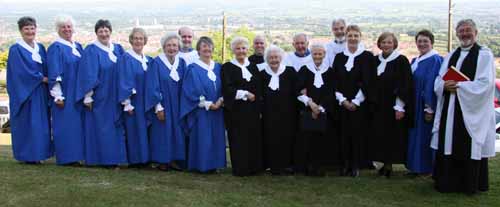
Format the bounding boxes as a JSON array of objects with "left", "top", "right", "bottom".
[
  {"left": 55, "top": 100, "right": 64, "bottom": 108},
  {"left": 395, "top": 111, "right": 405, "bottom": 120},
  {"left": 246, "top": 92, "right": 256, "bottom": 102},
  {"left": 156, "top": 111, "right": 165, "bottom": 122}
]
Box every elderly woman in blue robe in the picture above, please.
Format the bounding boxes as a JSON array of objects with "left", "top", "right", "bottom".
[
  {"left": 7, "top": 16, "right": 52, "bottom": 164},
  {"left": 116, "top": 27, "right": 152, "bottom": 167},
  {"left": 47, "top": 15, "right": 84, "bottom": 165},
  {"left": 180, "top": 36, "right": 226, "bottom": 173},
  {"left": 145, "top": 32, "right": 187, "bottom": 171},
  {"left": 75, "top": 19, "right": 126, "bottom": 167}
]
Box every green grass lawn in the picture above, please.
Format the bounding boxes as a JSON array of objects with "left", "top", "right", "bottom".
[{"left": 0, "top": 145, "right": 498, "bottom": 207}]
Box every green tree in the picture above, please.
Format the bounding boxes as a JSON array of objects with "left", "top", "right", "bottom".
[
  {"left": 207, "top": 26, "right": 257, "bottom": 63},
  {"left": 0, "top": 49, "right": 8, "bottom": 70}
]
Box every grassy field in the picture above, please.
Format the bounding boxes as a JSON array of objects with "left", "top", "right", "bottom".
[{"left": 0, "top": 137, "right": 499, "bottom": 207}]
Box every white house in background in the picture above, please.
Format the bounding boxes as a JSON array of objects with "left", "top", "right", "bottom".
[{"left": 0, "top": 100, "right": 8, "bottom": 127}]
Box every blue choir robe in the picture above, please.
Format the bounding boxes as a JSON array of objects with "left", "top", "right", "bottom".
[
  {"left": 116, "top": 50, "right": 151, "bottom": 164},
  {"left": 6, "top": 41, "right": 52, "bottom": 162},
  {"left": 145, "top": 54, "right": 186, "bottom": 164},
  {"left": 407, "top": 51, "right": 443, "bottom": 173},
  {"left": 180, "top": 59, "right": 226, "bottom": 172},
  {"left": 75, "top": 42, "right": 127, "bottom": 166},
  {"left": 47, "top": 39, "right": 85, "bottom": 165}
]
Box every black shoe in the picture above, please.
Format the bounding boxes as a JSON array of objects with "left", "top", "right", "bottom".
[
  {"left": 384, "top": 169, "right": 392, "bottom": 178},
  {"left": 351, "top": 169, "right": 360, "bottom": 177},
  {"left": 157, "top": 164, "right": 169, "bottom": 171},
  {"left": 339, "top": 167, "right": 350, "bottom": 176},
  {"left": 378, "top": 168, "right": 385, "bottom": 176}
]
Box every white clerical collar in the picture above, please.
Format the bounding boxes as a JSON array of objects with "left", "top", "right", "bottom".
[
  {"left": 231, "top": 58, "right": 252, "bottom": 82},
  {"left": 460, "top": 44, "right": 473, "bottom": 51},
  {"left": 264, "top": 63, "right": 286, "bottom": 91},
  {"left": 16, "top": 39, "right": 42, "bottom": 63},
  {"left": 411, "top": 49, "right": 438, "bottom": 73},
  {"left": 159, "top": 53, "right": 181, "bottom": 82},
  {"left": 343, "top": 43, "right": 365, "bottom": 71},
  {"left": 195, "top": 59, "right": 215, "bottom": 71},
  {"left": 264, "top": 63, "right": 286, "bottom": 76},
  {"left": 126, "top": 49, "right": 148, "bottom": 71},
  {"left": 55, "top": 37, "right": 81, "bottom": 57},
  {"left": 377, "top": 50, "right": 401, "bottom": 76},
  {"left": 334, "top": 37, "right": 346, "bottom": 44},
  {"left": 92, "top": 40, "right": 117, "bottom": 62},
  {"left": 307, "top": 59, "right": 329, "bottom": 88}
]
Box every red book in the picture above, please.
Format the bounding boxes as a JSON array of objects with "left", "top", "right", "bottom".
[{"left": 442, "top": 66, "right": 470, "bottom": 82}]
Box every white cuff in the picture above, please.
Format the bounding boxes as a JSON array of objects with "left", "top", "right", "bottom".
[
  {"left": 335, "top": 92, "right": 347, "bottom": 106},
  {"left": 121, "top": 98, "right": 134, "bottom": 111},
  {"left": 297, "top": 95, "right": 311, "bottom": 106},
  {"left": 50, "top": 82, "right": 65, "bottom": 102},
  {"left": 198, "top": 96, "right": 213, "bottom": 111},
  {"left": 424, "top": 105, "right": 434, "bottom": 114},
  {"left": 56, "top": 76, "right": 62, "bottom": 82},
  {"left": 132, "top": 88, "right": 137, "bottom": 95},
  {"left": 393, "top": 97, "right": 405, "bottom": 112},
  {"left": 318, "top": 105, "right": 326, "bottom": 113},
  {"left": 352, "top": 89, "right": 365, "bottom": 106},
  {"left": 155, "top": 103, "right": 164, "bottom": 113},
  {"left": 83, "top": 90, "right": 94, "bottom": 104},
  {"left": 235, "top": 90, "right": 248, "bottom": 101}
]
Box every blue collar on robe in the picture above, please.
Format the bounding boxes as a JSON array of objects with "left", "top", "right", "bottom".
[{"left": 295, "top": 49, "right": 310, "bottom": 57}]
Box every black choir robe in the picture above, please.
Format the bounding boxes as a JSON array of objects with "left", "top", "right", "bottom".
[
  {"left": 261, "top": 66, "right": 298, "bottom": 172},
  {"left": 332, "top": 51, "right": 375, "bottom": 167},
  {"left": 294, "top": 65, "right": 337, "bottom": 172},
  {"left": 369, "top": 55, "right": 414, "bottom": 164},
  {"left": 248, "top": 54, "right": 265, "bottom": 65},
  {"left": 221, "top": 62, "right": 264, "bottom": 176}
]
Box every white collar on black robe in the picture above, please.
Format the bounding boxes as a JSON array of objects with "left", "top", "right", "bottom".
[
  {"left": 285, "top": 52, "right": 312, "bottom": 72},
  {"left": 159, "top": 53, "right": 180, "bottom": 82},
  {"left": 195, "top": 59, "right": 216, "bottom": 82},
  {"left": 263, "top": 63, "right": 286, "bottom": 91},
  {"left": 377, "top": 50, "right": 400, "bottom": 76},
  {"left": 411, "top": 49, "right": 438, "bottom": 73},
  {"left": 16, "top": 39, "right": 42, "bottom": 63},
  {"left": 230, "top": 58, "right": 252, "bottom": 82},
  {"left": 92, "top": 40, "right": 117, "bottom": 63},
  {"left": 55, "top": 37, "right": 81, "bottom": 57},
  {"left": 342, "top": 43, "right": 365, "bottom": 72},
  {"left": 305, "top": 58, "right": 329, "bottom": 88},
  {"left": 126, "top": 49, "right": 148, "bottom": 71}
]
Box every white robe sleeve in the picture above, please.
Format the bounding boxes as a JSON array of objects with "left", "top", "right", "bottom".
[
  {"left": 297, "top": 95, "right": 311, "bottom": 106},
  {"left": 121, "top": 98, "right": 135, "bottom": 111},
  {"left": 335, "top": 92, "right": 347, "bottom": 106},
  {"left": 50, "top": 76, "right": 65, "bottom": 102},
  {"left": 393, "top": 97, "right": 405, "bottom": 112},
  {"left": 235, "top": 90, "right": 249, "bottom": 101},
  {"left": 351, "top": 89, "right": 365, "bottom": 106},
  {"left": 83, "top": 90, "right": 94, "bottom": 104},
  {"left": 155, "top": 103, "right": 164, "bottom": 113}
]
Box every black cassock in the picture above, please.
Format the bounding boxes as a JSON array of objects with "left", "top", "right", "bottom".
[
  {"left": 221, "top": 62, "right": 264, "bottom": 176},
  {"left": 294, "top": 65, "right": 338, "bottom": 172},
  {"left": 332, "top": 51, "right": 375, "bottom": 168},
  {"left": 434, "top": 43, "right": 489, "bottom": 194},
  {"left": 261, "top": 66, "right": 298, "bottom": 172},
  {"left": 248, "top": 54, "right": 265, "bottom": 65},
  {"left": 369, "top": 55, "right": 414, "bottom": 164}
]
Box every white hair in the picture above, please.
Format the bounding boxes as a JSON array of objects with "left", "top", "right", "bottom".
[
  {"left": 160, "top": 32, "right": 181, "bottom": 49},
  {"left": 331, "top": 18, "right": 346, "bottom": 27},
  {"left": 293, "top": 33, "right": 309, "bottom": 43},
  {"left": 456, "top": 19, "right": 477, "bottom": 31},
  {"left": 264, "top": 45, "right": 285, "bottom": 62},
  {"left": 230, "top": 36, "right": 249, "bottom": 51},
  {"left": 309, "top": 42, "right": 326, "bottom": 52},
  {"left": 54, "top": 15, "right": 75, "bottom": 32}
]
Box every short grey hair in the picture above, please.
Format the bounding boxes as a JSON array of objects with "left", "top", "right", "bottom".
[
  {"left": 230, "top": 36, "right": 249, "bottom": 51},
  {"left": 264, "top": 45, "right": 285, "bottom": 62},
  {"left": 331, "top": 18, "right": 346, "bottom": 27},
  {"left": 456, "top": 19, "right": 477, "bottom": 32},
  {"left": 54, "top": 15, "right": 75, "bottom": 32},
  {"left": 160, "top": 32, "right": 181, "bottom": 49},
  {"left": 310, "top": 43, "right": 326, "bottom": 52},
  {"left": 196, "top": 36, "right": 214, "bottom": 51},
  {"left": 293, "top": 33, "right": 309, "bottom": 43},
  {"left": 129, "top": 27, "right": 148, "bottom": 45}
]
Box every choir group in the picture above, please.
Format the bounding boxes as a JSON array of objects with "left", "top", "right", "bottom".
[{"left": 6, "top": 16, "right": 496, "bottom": 195}]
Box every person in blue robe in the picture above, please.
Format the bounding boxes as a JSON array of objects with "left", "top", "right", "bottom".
[
  {"left": 46, "top": 15, "right": 85, "bottom": 165},
  {"left": 116, "top": 28, "right": 151, "bottom": 166},
  {"left": 7, "top": 16, "right": 52, "bottom": 163},
  {"left": 180, "top": 37, "right": 226, "bottom": 173},
  {"left": 145, "top": 33, "right": 187, "bottom": 171},
  {"left": 75, "top": 19, "right": 126, "bottom": 166},
  {"left": 406, "top": 30, "right": 443, "bottom": 175}
]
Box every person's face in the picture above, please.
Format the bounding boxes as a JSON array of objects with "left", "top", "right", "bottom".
[
  {"left": 58, "top": 22, "right": 73, "bottom": 41},
  {"left": 253, "top": 38, "right": 266, "bottom": 55},
  {"left": 233, "top": 42, "right": 248, "bottom": 61},
  {"left": 346, "top": 30, "right": 361, "bottom": 48},
  {"left": 96, "top": 27, "right": 111, "bottom": 46},
  {"left": 267, "top": 51, "right": 282, "bottom": 69},
  {"left": 198, "top": 42, "right": 213, "bottom": 60},
  {"left": 456, "top": 23, "right": 477, "bottom": 48},
  {"left": 20, "top": 25, "right": 37, "bottom": 43},
  {"left": 179, "top": 29, "right": 193, "bottom": 48},
  {"left": 332, "top": 21, "right": 346, "bottom": 39},
  {"left": 131, "top": 32, "right": 146, "bottom": 53},
  {"left": 292, "top": 35, "right": 308, "bottom": 55},
  {"left": 311, "top": 48, "right": 326, "bottom": 66},
  {"left": 380, "top": 36, "right": 395, "bottom": 55},
  {"left": 416, "top": 35, "right": 432, "bottom": 55},
  {"left": 163, "top": 38, "right": 179, "bottom": 58}
]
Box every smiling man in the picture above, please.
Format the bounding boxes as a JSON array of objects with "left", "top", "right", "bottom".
[{"left": 284, "top": 33, "right": 312, "bottom": 72}]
